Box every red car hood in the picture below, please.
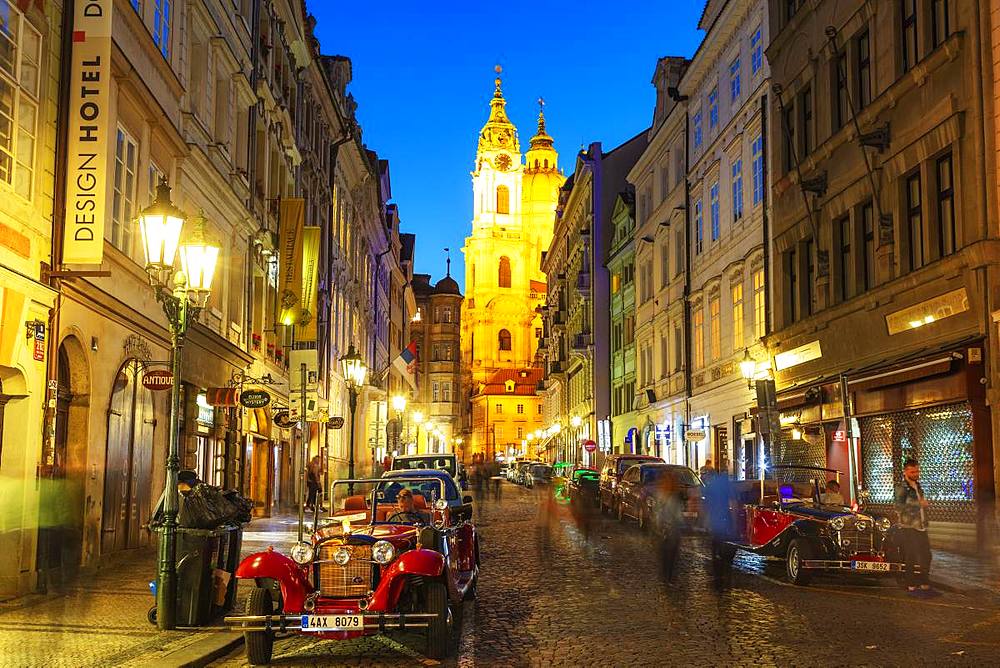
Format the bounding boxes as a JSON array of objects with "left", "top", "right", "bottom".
[{"left": 314, "top": 522, "right": 418, "bottom": 550}]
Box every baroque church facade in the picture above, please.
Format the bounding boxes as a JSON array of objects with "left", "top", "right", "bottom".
[{"left": 461, "top": 69, "right": 564, "bottom": 458}]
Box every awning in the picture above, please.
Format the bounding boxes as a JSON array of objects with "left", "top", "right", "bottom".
[
  {"left": 206, "top": 387, "right": 239, "bottom": 406},
  {"left": 849, "top": 355, "right": 955, "bottom": 392}
]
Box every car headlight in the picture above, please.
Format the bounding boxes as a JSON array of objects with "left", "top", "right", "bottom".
[
  {"left": 856, "top": 520, "right": 869, "bottom": 532},
  {"left": 433, "top": 498, "right": 448, "bottom": 511},
  {"left": 290, "top": 542, "right": 314, "bottom": 565},
  {"left": 876, "top": 517, "right": 891, "bottom": 533},
  {"left": 333, "top": 547, "right": 351, "bottom": 566},
  {"left": 372, "top": 540, "right": 396, "bottom": 565},
  {"left": 830, "top": 517, "right": 845, "bottom": 531}
]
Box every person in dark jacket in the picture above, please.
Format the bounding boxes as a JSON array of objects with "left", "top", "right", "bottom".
[{"left": 894, "top": 458, "right": 935, "bottom": 595}]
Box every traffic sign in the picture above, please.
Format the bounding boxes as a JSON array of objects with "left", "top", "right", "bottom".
[
  {"left": 142, "top": 369, "right": 173, "bottom": 391},
  {"left": 582, "top": 439, "right": 597, "bottom": 453}
]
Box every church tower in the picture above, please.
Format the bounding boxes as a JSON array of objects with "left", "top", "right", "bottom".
[{"left": 461, "top": 68, "right": 564, "bottom": 430}]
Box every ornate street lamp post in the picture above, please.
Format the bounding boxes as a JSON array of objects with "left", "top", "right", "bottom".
[
  {"left": 411, "top": 409, "right": 424, "bottom": 453},
  {"left": 391, "top": 394, "right": 407, "bottom": 456},
  {"left": 340, "top": 344, "right": 368, "bottom": 491},
  {"left": 139, "top": 182, "right": 219, "bottom": 631}
]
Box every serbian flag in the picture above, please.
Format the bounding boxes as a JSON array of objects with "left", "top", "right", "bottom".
[{"left": 393, "top": 341, "right": 418, "bottom": 390}]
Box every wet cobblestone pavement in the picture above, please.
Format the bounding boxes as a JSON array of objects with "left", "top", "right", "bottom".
[{"left": 211, "top": 482, "right": 1000, "bottom": 667}]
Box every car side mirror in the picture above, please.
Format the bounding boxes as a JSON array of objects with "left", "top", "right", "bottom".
[{"left": 463, "top": 495, "right": 473, "bottom": 505}]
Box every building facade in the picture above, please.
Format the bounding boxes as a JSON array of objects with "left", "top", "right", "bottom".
[
  {"left": 460, "top": 71, "right": 562, "bottom": 458},
  {"left": 607, "top": 189, "right": 640, "bottom": 454},
  {"left": 765, "top": 0, "right": 996, "bottom": 549},
  {"left": 470, "top": 368, "right": 544, "bottom": 461}
]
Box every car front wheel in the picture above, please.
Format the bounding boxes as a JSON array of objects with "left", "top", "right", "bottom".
[
  {"left": 423, "top": 581, "right": 451, "bottom": 659},
  {"left": 244, "top": 587, "right": 275, "bottom": 666},
  {"left": 786, "top": 538, "right": 813, "bottom": 586}
]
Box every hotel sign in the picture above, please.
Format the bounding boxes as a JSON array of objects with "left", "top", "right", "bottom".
[
  {"left": 63, "top": 0, "right": 113, "bottom": 264},
  {"left": 774, "top": 340, "right": 822, "bottom": 372}
]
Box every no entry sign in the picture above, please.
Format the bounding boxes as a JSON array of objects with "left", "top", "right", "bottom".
[{"left": 582, "top": 439, "right": 597, "bottom": 453}]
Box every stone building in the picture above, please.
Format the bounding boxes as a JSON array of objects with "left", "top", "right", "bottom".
[
  {"left": 765, "top": 0, "right": 996, "bottom": 549},
  {"left": 627, "top": 56, "right": 690, "bottom": 463},
  {"left": 470, "top": 368, "right": 545, "bottom": 461},
  {"left": 607, "top": 188, "right": 640, "bottom": 454}
]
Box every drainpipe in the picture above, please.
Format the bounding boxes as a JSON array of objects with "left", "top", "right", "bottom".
[
  {"left": 682, "top": 107, "right": 692, "bottom": 468},
  {"left": 760, "top": 93, "right": 772, "bottom": 339}
]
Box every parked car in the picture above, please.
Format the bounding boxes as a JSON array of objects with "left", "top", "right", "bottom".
[
  {"left": 614, "top": 463, "right": 703, "bottom": 531},
  {"left": 390, "top": 453, "right": 459, "bottom": 480},
  {"left": 526, "top": 463, "right": 554, "bottom": 487},
  {"left": 726, "top": 465, "right": 904, "bottom": 585},
  {"left": 226, "top": 470, "right": 479, "bottom": 663},
  {"left": 597, "top": 454, "right": 663, "bottom": 514},
  {"left": 567, "top": 468, "right": 600, "bottom": 509},
  {"left": 515, "top": 460, "right": 539, "bottom": 485}
]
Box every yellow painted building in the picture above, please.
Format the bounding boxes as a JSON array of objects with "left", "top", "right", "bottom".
[{"left": 461, "top": 70, "right": 563, "bottom": 453}]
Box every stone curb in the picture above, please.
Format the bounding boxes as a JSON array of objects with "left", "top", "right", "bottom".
[{"left": 157, "top": 631, "right": 243, "bottom": 668}]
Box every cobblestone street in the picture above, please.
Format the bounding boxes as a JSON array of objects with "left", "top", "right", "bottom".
[{"left": 212, "top": 483, "right": 1000, "bottom": 667}]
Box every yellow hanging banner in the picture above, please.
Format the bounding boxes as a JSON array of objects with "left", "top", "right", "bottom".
[
  {"left": 298, "top": 226, "right": 320, "bottom": 341},
  {"left": 277, "top": 199, "right": 305, "bottom": 326},
  {"left": 62, "top": 0, "right": 114, "bottom": 264}
]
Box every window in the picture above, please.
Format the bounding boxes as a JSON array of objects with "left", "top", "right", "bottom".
[
  {"left": 660, "top": 164, "right": 669, "bottom": 201},
  {"left": 694, "top": 199, "right": 703, "bottom": 254},
  {"left": 936, "top": 153, "right": 955, "bottom": 258},
  {"left": 710, "top": 296, "right": 721, "bottom": 360},
  {"left": 783, "top": 102, "right": 796, "bottom": 174},
  {"left": 496, "top": 185, "right": 510, "bottom": 214},
  {"left": 862, "top": 201, "right": 876, "bottom": 291},
  {"left": 753, "top": 269, "right": 765, "bottom": 339},
  {"left": 432, "top": 382, "right": 439, "bottom": 402},
  {"left": 660, "top": 333, "right": 669, "bottom": 378},
  {"left": 751, "top": 27, "right": 763, "bottom": 75},
  {"left": 537, "top": 404, "right": 543, "bottom": 414},
  {"left": 856, "top": 30, "right": 871, "bottom": 108},
  {"left": 153, "top": 0, "right": 172, "bottom": 58},
  {"left": 834, "top": 52, "right": 848, "bottom": 130},
  {"left": 710, "top": 182, "right": 720, "bottom": 241},
  {"left": 0, "top": 6, "right": 40, "bottom": 200},
  {"left": 732, "top": 283, "right": 744, "bottom": 349},
  {"left": 932, "top": 0, "right": 950, "bottom": 48},
  {"left": 111, "top": 126, "right": 138, "bottom": 255},
  {"left": 732, "top": 159, "right": 744, "bottom": 221},
  {"left": 837, "top": 216, "right": 852, "bottom": 302},
  {"left": 517, "top": 427, "right": 523, "bottom": 440},
  {"left": 148, "top": 163, "right": 166, "bottom": 205},
  {"left": 675, "top": 228, "right": 684, "bottom": 276},
  {"left": 804, "top": 239, "right": 814, "bottom": 316},
  {"left": 660, "top": 242, "right": 669, "bottom": 288},
  {"left": 730, "top": 58, "right": 741, "bottom": 102},
  {"left": 786, "top": 247, "right": 799, "bottom": 324},
  {"left": 752, "top": 135, "right": 764, "bottom": 206},
  {"left": 901, "top": 0, "right": 918, "bottom": 72},
  {"left": 498, "top": 256, "right": 511, "bottom": 288},
  {"left": 708, "top": 87, "right": 719, "bottom": 129},
  {"left": 625, "top": 315, "right": 635, "bottom": 344},
  {"left": 517, "top": 403, "right": 524, "bottom": 415},
  {"left": 906, "top": 171, "right": 924, "bottom": 271},
  {"left": 693, "top": 308, "right": 704, "bottom": 368},
  {"left": 498, "top": 328, "right": 512, "bottom": 351},
  {"left": 673, "top": 324, "right": 683, "bottom": 372},
  {"left": 693, "top": 110, "right": 703, "bottom": 148},
  {"left": 799, "top": 85, "right": 813, "bottom": 157},
  {"left": 443, "top": 382, "right": 451, "bottom": 402}
]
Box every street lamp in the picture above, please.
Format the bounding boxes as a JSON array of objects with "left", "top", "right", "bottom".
[
  {"left": 140, "top": 181, "right": 219, "bottom": 631},
  {"left": 411, "top": 410, "right": 424, "bottom": 453},
  {"left": 740, "top": 348, "right": 756, "bottom": 389},
  {"left": 391, "top": 395, "right": 407, "bottom": 455},
  {"left": 340, "top": 343, "right": 368, "bottom": 490}
]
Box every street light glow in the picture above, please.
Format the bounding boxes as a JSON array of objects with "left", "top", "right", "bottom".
[
  {"left": 391, "top": 395, "right": 407, "bottom": 412},
  {"left": 138, "top": 180, "right": 185, "bottom": 272},
  {"left": 570, "top": 415, "right": 582, "bottom": 428},
  {"left": 412, "top": 410, "right": 424, "bottom": 424}
]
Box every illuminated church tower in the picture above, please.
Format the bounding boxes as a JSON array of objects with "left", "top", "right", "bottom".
[{"left": 461, "top": 67, "right": 563, "bottom": 406}]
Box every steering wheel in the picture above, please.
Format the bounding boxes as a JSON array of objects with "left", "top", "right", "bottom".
[{"left": 386, "top": 511, "right": 426, "bottom": 525}]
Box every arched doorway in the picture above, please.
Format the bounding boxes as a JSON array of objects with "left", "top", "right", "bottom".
[{"left": 101, "top": 359, "right": 154, "bottom": 554}]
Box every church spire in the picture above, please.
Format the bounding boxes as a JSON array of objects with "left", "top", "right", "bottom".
[
  {"left": 477, "top": 65, "right": 519, "bottom": 156},
  {"left": 528, "top": 97, "right": 554, "bottom": 151}
]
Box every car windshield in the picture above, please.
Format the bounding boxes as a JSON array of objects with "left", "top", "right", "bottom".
[
  {"left": 393, "top": 456, "right": 456, "bottom": 476},
  {"left": 669, "top": 467, "right": 702, "bottom": 486},
  {"left": 328, "top": 475, "right": 458, "bottom": 523}
]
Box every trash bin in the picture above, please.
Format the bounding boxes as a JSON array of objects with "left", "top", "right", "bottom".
[{"left": 152, "top": 524, "right": 243, "bottom": 627}]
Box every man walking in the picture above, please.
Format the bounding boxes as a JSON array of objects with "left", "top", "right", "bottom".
[
  {"left": 894, "top": 458, "right": 935, "bottom": 595},
  {"left": 306, "top": 455, "right": 324, "bottom": 512}
]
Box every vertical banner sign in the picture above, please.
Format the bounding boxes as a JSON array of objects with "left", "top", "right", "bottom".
[
  {"left": 278, "top": 199, "right": 305, "bottom": 326},
  {"left": 62, "top": 0, "right": 113, "bottom": 264},
  {"left": 298, "top": 227, "right": 320, "bottom": 341}
]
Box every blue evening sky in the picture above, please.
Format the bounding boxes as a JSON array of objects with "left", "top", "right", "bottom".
[{"left": 306, "top": 1, "right": 705, "bottom": 291}]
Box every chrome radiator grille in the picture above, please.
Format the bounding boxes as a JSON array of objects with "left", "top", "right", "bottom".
[
  {"left": 317, "top": 543, "right": 374, "bottom": 598},
  {"left": 837, "top": 520, "right": 875, "bottom": 554}
]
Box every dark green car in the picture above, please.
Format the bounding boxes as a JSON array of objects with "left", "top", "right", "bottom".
[{"left": 567, "top": 468, "right": 600, "bottom": 508}]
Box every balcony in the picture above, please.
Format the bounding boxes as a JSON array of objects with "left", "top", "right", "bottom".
[
  {"left": 576, "top": 272, "right": 591, "bottom": 295},
  {"left": 548, "top": 360, "right": 564, "bottom": 375},
  {"left": 552, "top": 311, "right": 566, "bottom": 327},
  {"left": 572, "top": 333, "right": 593, "bottom": 350}
]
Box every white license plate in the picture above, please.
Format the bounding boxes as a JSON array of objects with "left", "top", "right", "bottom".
[
  {"left": 852, "top": 560, "right": 890, "bottom": 572},
  {"left": 300, "top": 614, "right": 364, "bottom": 631}
]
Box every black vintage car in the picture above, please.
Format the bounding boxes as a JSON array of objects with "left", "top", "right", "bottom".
[{"left": 725, "top": 465, "right": 905, "bottom": 585}]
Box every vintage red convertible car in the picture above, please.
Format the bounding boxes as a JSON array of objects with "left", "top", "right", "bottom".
[
  {"left": 726, "top": 465, "right": 904, "bottom": 585},
  {"left": 225, "top": 470, "right": 478, "bottom": 664}
]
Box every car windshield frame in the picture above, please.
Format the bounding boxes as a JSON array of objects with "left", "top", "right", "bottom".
[
  {"left": 329, "top": 475, "right": 455, "bottom": 526},
  {"left": 391, "top": 456, "right": 457, "bottom": 477}
]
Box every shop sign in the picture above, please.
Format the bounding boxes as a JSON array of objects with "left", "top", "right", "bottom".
[
  {"left": 684, "top": 429, "right": 706, "bottom": 442},
  {"left": 141, "top": 369, "right": 173, "bottom": 391},
  {"left": 33, "top": 339, "right": 45, "bottom": 362},
  {"left": 273, "top": 410, "right": 296, "bottom": 429},
  {"left": 832, "top": 430, "right": 847, "bottom": 442},
  {"left": 240, "top": 389, "right": 271, "bottom": 408},
  {"left": 582, "top": 439, "right": 597, "bottom": 453},
  {"left": 774, "top": 340, "right": 822, "bottom": 371},
  {"left": 329, "top": 416, "right": 345, "bottom": 429}
]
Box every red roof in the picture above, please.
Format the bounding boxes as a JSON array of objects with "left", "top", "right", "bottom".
[
  {"left": 477, "top": 367, "right": 544, "bottom": 396},
  {"left": 530, "top": 280, "right": 547, "bottom": 293}
]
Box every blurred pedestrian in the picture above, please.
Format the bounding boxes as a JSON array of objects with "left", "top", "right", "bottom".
[
  {"left": 895, "top": 458, "right": 935, "bottom": 595},
  {"left": 699, "top": 458, "right": 715, "bottom": 480},
  {"left": 656, "top": 474, "right": 683, "bottom": 584},
  {"left": 820, "top": 479, "right": 844, "bottom": 505},
  {"left": 306, "top": 455, "right": 324, "bottom": 511},
  {"left": 704, "top": 471, "right": 735, "bottom": 590}
]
